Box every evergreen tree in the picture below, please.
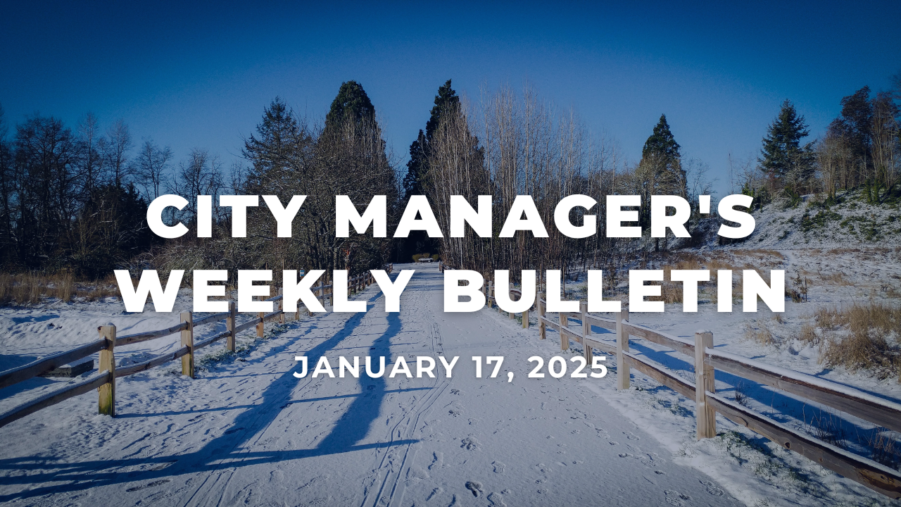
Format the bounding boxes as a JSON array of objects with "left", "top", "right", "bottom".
[
  {"left": 759, "top": 100, "right": 814, "bottom": 191},
  {"left": 403, "top": 80, "right": 460, "bottom": 197},
  {"left": 242, "top": 97, "right": 310, "bottom": 192},
  {"left": 637, "top": 115, "right": 687, "bottom": 197},
  {"left": 641, "top": 114, "right": 681, "bottom": 165},
  {"left": 636, "top": 115, "right": 686, "bottom": 250},
  {"left": 325, "top": 81, "right": 375, "bottom": 131}
]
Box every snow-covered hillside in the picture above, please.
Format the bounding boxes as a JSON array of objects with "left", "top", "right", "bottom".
[{"left": 722, "top": 190, "right": 901, "bottom": 250}]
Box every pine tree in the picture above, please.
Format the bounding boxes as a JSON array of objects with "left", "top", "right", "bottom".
[
  {"left": 403, "top": 80, "right": 460, "bottom": 197},
  {"left": 641, "top": 114, "right": 681, "bottom": 165},
  {"left": 759, "top": 100, "right": 814, "bottom": 191},
  {"left": 325, "top": 81, "right": 375, "bottom": 131},
  {"left": 636, "top": 115, "right": 687, "bottom": 251},
  {"left": 242, "top": 97, "right": 307, "bottom": 192}
]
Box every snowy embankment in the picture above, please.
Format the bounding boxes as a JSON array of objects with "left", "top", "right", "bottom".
[{"left": 724, "top": 190, "right": 900, "bottom": 250}]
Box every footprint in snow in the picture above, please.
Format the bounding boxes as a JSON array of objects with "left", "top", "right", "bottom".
[
  {"left": 429, "top": 451, "right": 443, "bottom": 470},
  {"left": 492, "top": 461, "right": 506, "bottom": 474},
  {"left": 465, "top": 481, "right": 484, "bottom": 497},
  {"left": 125, "top": 479, "right": 170, "bottom": 492},
  {"left": 701, "top": 480, "right": 724, "bottom": 496},
  {"left": 664, "top": 490, "right": 690, "bottom": 506},
  {"left": 450, "top": 389, "right": 461, "bottom": 395},
  {"left": 460, "top": 437, "right": 479, "bottom": 450},
  {"left": 487, "top": 492, "right": 507, "bottom": 506},
  {"left": 425, "top": 487, "right": 442, "bottom": 501}
]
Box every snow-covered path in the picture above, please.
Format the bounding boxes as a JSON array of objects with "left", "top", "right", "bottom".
[{"left": 0, "top": 266, "right": 739, "bottom": 506}]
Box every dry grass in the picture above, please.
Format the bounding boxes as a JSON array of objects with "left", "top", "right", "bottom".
[
  {"left": 818, "top": 302, "right": 901, "bottom": 380},
  {"left": 0, "top": 272, "right": 77, "bottom": 305},
  {"left": 744, "top": 320, "right": 776, "bottom": 346},
  {"left": 806, "top": 410, "right": 846, "bottom": 449},
  {"left": 798, "top": 322, "right": 819, "bottom": 345},
  {"left": 819, "top": 271, "right": 853, "bottom": 286},
  {"left": 866, "top": 430, "right": 901, "bottom": 469},
  {"left": 78, "top": 283, "right": 120, "bottom": 302},
  {"left": 0, "top": 272, "right": 119, "bottom": 305}
]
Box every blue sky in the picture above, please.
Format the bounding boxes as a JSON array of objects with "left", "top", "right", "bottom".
[{"left": 1, "top": 1, "right": 899, "bottom": 195}]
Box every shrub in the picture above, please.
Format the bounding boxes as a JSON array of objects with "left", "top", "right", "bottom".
[{"left": 819, "top": 302, "right": 901, "bottom": 380}]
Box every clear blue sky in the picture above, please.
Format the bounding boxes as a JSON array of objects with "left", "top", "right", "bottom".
[{"left": 2, "top": 1, "right": 899, "bottom": 195}]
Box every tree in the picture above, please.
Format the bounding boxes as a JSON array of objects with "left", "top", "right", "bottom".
[
  {"left": 325, "top": 81, "right": 375, "bottom": 132},
  {"left": 641, "top": 114, "right": 681, "bottom": 166},
  {"left": 403, "top": 80, "right": 460, "bottom": 198},
  {"left": 758, "top": 100, "right": 814, "bottom": 193},
  {"left": 135, "top": 139, "right": 172, "bottom": 201},
  {"left": 242, "top": 97, "right": 310, "bottom": 193},
  {"left": 70, "top": 183, "right": 155, "bottom": 278},
  {"left": 0, "top": 103, "right": 15, "bottom": 267},
  {"left": 635, "top": 115, "right": 687, "bottom": 249},
  {"left": 103, "top": 119, "right": 132, "bottom": 186},
  {"left": 76, "top": 113, "right": 103, "bottom": 200},
  {"left": 869, "top": 91, "right": 899, "bottom": 193},
  {"left": 828, "top": 86, "right": 873, "bottom": 182},
  {"left": 14, "top": 115, "right": 77, "bottom": 268}
]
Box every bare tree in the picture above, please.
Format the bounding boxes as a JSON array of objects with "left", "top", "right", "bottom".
[{"left": 135, "top": 139, "right": 172, "bottom": 200}]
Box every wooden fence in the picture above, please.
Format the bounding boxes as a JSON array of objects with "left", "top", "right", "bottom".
[
  {"left": 0, "top": 266, "right": 392, "bottom": 428},
  {"left": 439, "top": 263, "right": 901, "bottom": 499}
]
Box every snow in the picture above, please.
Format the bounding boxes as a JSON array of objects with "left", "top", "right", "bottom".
[{"left": 0, "top": 259, "right": 898, "bottom": 505}]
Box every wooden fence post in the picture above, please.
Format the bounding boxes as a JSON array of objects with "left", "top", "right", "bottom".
[
  {"left": 181, "top": 312, "right": 194, "bottom": 379},
  {"left": 616, "top": 309, "right": 629, "bottom": 390},
  {"left": 257, "top": 311, "right": 264, "bottom": 337},
  {"left": 695, "top": 331, "right": 716, "bottom": 439},
  {"left": 226, "top": 301, "right": 236, "bottom": 352},
  {"left": 315, "top": 284, "right": 324, "bottom": 315},
  {"left": 581, "top": 301, "right": 592, "bottom": 361},
  {"left": 538, "top": 292, "right": 546, "bottom": 340},
  {"left": 98, "top": 325, "right": 116, "bottom": 416},
  {"left": 278, "top": 288, "right": 285, "bottom": 324},
  {"left": 559, "top": 312, "right": 569, "bottom": 350},
  {"left": 522, "top": 292, "right": 530, "bottom": 329}
]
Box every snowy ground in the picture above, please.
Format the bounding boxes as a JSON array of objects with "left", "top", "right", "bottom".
[{"left": 0, "top": 261, "right": 898, "bottom": 506}]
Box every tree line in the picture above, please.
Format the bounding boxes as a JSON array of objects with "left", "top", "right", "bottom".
[
  {"left": 0, "top": 73, "right": 898, "bottom": 285},
  {"left": 743, "top": 77, "right": 901, "bottom": 207}
]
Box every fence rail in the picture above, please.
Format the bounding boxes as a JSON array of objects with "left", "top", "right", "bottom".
[
  {"left": 0, "top": 266, "right": 392, "bottom": 429},
  {"left": 441, "top": 262, "right": 901, "bottom": 498}
]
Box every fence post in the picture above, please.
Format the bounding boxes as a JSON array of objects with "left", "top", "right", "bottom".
[
  {"left": 581, "top": 301, "right": 592, "bottom": 361},
  {"left": 98, "top": 325, "right": 116, "bottom": 416},
  {"left": 315, "top": 284, "right": 324, "bottom": 315},
  {"left": 695, "top": 331, "right": 716, "bottom": 439},
  {"left": 538, "top": 292, "right": 546, "bottom": 340},
  {"left": 559, "top": 312, "right": 569, "bottom": 350},
  {"left": 257, "top": 311, "right": 264, "bottom": 337},
  {"left": 616, "top": 309, "right": 629, "bottom": 390},
  {"left": 279, "top": 288, "right": 285, "bottom": 324},
  {"left": 522, "top": 292, "right": 530, "bottom": 329},
  {"left": 181, "top": 312, "right": 194, "bottom": 379},
  {"left": 226, "top": 301, "right": 236, "bottom": 352}
]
